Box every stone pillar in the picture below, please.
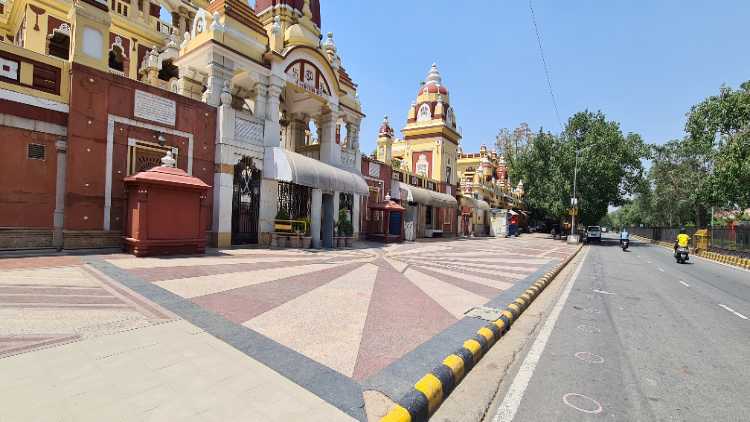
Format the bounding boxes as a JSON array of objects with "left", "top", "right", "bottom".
[
  {"left": 254, "top": 84, "right": 268, "bottom": 120},
  {"left": 212, "top": 164, "right": 234, "bottom": 248},
  {"left": 212, "top": 87, "right": 237, "bottom": 248},
  {"left": 203, "top": 58, "right": 233, "bottom": 107},
  {"left": 353, "top": 193, "right": 360, "bottom": 240},
  {"left": 264, "top": 77, "right": 284, "bottom": 148},
  {"left": 258, "top": 178, "right": 279, "bottom": 245},
  {"left": 322, "top": 193, "right": 334, "bottom": 248},
  {"left": 53, "top": 138, "right": 68, "bottom": 250},
  {"left": 319, "top": 107, "right": 340, "bottom": 165},
  {"left": 67, "top": 0, "right": 112, "bottom": 73},
  {"left": 311, "top": 188, "right": 322, "bottom": 248}
]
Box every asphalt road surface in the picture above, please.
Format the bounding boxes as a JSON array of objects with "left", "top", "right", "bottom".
[{"left": 490, "top": 234, "right": 750, "bottom": 422}]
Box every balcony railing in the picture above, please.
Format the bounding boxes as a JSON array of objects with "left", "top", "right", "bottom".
[{"left": 110, "top": 0, "right": 130, "bottom": 17}]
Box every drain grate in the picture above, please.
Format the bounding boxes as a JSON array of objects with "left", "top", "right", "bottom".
[{"left": 464, "top": 305, "right": 503, "bottom": 321}]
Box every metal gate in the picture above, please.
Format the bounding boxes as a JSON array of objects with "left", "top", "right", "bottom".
[{"left": 232, "top": 157, "right": 261, "bottom": 245}]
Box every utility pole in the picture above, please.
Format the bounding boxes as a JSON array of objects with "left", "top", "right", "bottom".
[{"left": 568, "top": 146, "right": 589, "bottom": 244}]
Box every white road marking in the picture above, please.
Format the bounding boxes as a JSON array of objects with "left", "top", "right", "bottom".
[
  {"left": 718, "top": 304, "right": 749, "bottom": 320},
  {"left": 647, "top": 261, "right": 653, "bottom": 264},
  {"left": 657, "top": 266, "right": 665, "bottom": 272},
  {"left": 492, "top": 247, "right": 590, "bottom": 422},
  {"left": 592, "top": 289, "right": 615, "bottom": 295},
  {"left": 679, "top": 280, "right": 690, "bottom": 288}
]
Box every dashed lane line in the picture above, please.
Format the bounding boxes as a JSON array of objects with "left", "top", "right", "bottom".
[
  {"left": 679, "top": 280, "right": 690, "bottom": 288},
  {"left": 718, "top": 304, "right": 749, "bottom": 320},
  {"left": 492, "top": 247, "right": 590, "bottom": 422}
]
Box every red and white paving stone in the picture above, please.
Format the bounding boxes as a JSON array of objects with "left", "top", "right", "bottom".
[
  {"left": 101, "top": 234, "right": 577, "bottom": 382},
  {"left": 0, "top": 234, "right": 577, "bottom": 421}
]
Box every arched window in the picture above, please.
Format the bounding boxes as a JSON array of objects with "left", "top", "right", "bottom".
[
  {"left": 47, "top": 24, "right": 71, "bottom": 60},
  {"left": 417, "top": 103, "right": 432, "bottom": 122},
  {"left": 337, "top": 119, "right": 348, "bottom": 147},
  {"left": 306, "top": 119, "right": 319, "bottom": 145},
  {"left": 108, "top": 44, "right": 125, "bottom": 72}
]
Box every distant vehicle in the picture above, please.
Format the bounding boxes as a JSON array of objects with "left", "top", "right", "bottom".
[
  {"left": 586, "top": 226, "right": 602, "bottom": 243},
  {"left": 621, "top": 238, "right": 629, "bottom": 251}
]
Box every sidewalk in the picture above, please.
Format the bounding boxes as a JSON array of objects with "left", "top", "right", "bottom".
[{"left": 0, "top": 313, "right": 354, "bottom": 422}]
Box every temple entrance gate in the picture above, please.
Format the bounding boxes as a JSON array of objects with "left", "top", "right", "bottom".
[{"left": 232, "top": 157, "right": 262, "bottom": 245}]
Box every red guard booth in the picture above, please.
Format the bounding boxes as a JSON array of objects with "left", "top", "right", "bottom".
[
  {"left": 123, "top": 155, "right": 211, "bottom": 257},
  {"left": 367, "top": 198, "right": 405, "bottom": 243}
]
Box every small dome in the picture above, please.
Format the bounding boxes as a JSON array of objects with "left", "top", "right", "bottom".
[
  {"left": 418, "top": 63, "right": 449, "bottom": 96},
  {"left": 379, "top": 115, "right": 394, "bottom": 137}
]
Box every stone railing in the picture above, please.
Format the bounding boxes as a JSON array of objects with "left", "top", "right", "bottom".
[
  {"left": 296, "top": 144, "right": 320, "bottom": 160},
  {"left": 234, "top": 112, "right": 264, "bottom": 146},
  {"left": 340, "top": 149, "right": 356, "bottom": 169},
  {"left": 0, "top": 42, "right": 70, "bottom": 106}
]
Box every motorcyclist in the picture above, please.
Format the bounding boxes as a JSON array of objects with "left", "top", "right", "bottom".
[
  {"left": 674, "top": 227, "right": 691, "bottom": 252},
  {"left": 620, "top": 228, "right": 630, "bottom": 246}
]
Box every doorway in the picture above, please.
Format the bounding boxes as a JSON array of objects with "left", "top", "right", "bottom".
[{"left": 231, "top": 157, "right": 261, "bottom": 245}]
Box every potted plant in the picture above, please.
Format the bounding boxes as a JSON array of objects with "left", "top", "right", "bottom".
[
  {"left": 337, "top": 209, "right": 354, "bottom": 247},
  {"left": 301, "top": 217, "right": 312, "bottom": 248}
]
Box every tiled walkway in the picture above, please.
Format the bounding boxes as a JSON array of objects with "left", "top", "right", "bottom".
[
  {"left": 101, "top": 237, "right": 574, "bottom": 384},
  {"left": 0, "top": 234, "right": 577, "bottom": 421}
]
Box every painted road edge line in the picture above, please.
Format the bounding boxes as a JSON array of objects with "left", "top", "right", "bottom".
[
  {"left": 491, "top": 246, "right": 590, "bottom": 422},
  {"left": 718, "top": 304, "right": 749, "bottom": 320},
  {"left": 379, "top": 244, "right": 584, "bottom": 422}
]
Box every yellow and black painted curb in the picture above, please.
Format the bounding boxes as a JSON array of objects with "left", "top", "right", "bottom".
[
  {"left": 697, "top": 250, "right": 750, "bottom": 270},
  {"left": 380, "top": 244, "right": 584, "bottom": 422}
]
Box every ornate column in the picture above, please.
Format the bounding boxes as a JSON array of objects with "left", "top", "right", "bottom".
[
  {"left": 202, "top": 58, "right": 233, "bottom": 107},
  {"left": 319, "top": 106, "right": 339, "bottom": 165},
  {"left": 212, "top": 82, "right": 236, "bottom": 248},
  {"left": 53, "top": 138, "right": 68, "bottom": 250},
  {"left": 254, "top": 83, "right": 268, "bottom": 120},
  {"left": 264, "top": 76, "right": 283, "bottom": 148}
]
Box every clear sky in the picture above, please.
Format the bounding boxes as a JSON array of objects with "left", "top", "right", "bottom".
[{"left": 304, "top": 0, "right": 749, "bottom": 155}]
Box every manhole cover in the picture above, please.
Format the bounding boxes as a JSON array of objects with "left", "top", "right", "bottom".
[{"left": 465, "top": 306, "right": 503, "bottom": 321}]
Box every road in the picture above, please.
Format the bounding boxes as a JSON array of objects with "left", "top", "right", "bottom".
[{"left": 490, "top": 234, "right": 750, "bottom": 421}]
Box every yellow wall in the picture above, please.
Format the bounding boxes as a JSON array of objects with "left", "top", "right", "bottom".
[{"left": 0, "top": 41, "right": 70, "bottom": 104}]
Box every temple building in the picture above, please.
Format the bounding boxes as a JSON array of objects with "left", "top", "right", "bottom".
[
  {"left": 456, "top": 144, "right": 527, "bottom": 236},
  {"left": 373, "top": 64, "right": 458, "bottom": 240},
  {"left": 0, "top": 0, "right": 366, "bottom": 251}
]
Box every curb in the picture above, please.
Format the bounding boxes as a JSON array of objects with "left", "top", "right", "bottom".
[
  {"left": 632, "top": 235, "right": 750, "bottom": 271},
  {"left": 380, "top": 244, "right": 584, "bottom": 422}
]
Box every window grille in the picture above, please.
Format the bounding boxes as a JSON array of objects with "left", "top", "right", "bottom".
[{"left": 27, "top": 143, "right": 45, "bottom": 160}]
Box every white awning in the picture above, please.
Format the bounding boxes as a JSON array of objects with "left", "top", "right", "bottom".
[
  {"left": 394, "top": 181, "right": 457, "bottom": 208},
  {"left": 460, "top": 196, "right": 491, "bottom": 210},
  {"left": 264, "top": 147, "right": 369, "bottom": 195}
]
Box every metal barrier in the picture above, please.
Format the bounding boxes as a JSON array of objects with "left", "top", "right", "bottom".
[{"left": 629, "top": 226, "right": 750, "bottom": 255}]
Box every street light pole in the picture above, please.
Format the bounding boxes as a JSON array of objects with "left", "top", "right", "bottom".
[{"left": 568, "top": 146, "right": 588, "bottom": 244}]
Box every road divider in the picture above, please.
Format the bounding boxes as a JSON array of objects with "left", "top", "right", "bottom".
[{"left": 380, "top": 244, "right": 584, "bottom": 422}]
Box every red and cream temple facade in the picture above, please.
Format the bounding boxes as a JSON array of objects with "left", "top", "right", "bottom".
[{"left": 0, "top": 0, "right": 369, "bottom": 251}]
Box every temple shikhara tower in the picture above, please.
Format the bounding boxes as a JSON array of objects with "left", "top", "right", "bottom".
[{"left": 0, "top": 0, "right": 366, "bottom": 251}]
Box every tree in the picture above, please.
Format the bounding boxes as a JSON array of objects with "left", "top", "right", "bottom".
[
  {"left": 561, "top": 111, "right": 648, "bottom": 225},
  {"left": 508, "top": 112, "right": 648, "bottom": 226},
  {"left": 685, "top": 81, "right": 750, "bottom": 210}
]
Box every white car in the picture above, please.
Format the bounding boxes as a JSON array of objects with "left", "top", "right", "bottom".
[{"left": 586, "top": 226, "right": 602, "bottom": 243}]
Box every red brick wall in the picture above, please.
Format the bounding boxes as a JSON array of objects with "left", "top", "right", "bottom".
[
  {"left": 0, "top": 126, "right": 59, "bottom": 228},
  {"left": 67, "top": 63, "right": 217, "bottom": 232}
]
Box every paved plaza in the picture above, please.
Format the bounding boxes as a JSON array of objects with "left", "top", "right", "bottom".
[{"left": 0, "top": 235, "right": 577, "bottom": 421}]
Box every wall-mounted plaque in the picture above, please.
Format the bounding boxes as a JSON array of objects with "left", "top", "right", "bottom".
[{"left": 134, "top": 89, "right": 176, "bottom": 126}]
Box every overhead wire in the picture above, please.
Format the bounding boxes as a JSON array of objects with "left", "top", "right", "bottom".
[{"left": 529, "top": 0, "right": 564, "bottom": 132}]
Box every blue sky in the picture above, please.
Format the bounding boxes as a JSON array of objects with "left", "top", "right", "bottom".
[
  {"left": 311, "top": 0, "right": 750, "bottom": 154},
  {"left": 183, "top": 2, "right": 750, "bottom": 154}
]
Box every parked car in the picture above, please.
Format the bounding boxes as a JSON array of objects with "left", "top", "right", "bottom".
[
  {"left": 601, "top": 227, "right": 609, "bottom": 233},
  {"left": 586, "top": 226, "right": 602, "bottom": 243}
]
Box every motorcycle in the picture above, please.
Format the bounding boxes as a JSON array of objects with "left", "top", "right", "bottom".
[
  {"left": 621, "top": 239, "right": 629, "bottom": 251},
  {"left": 675, "top": 247, "right": 690, "bottom": 264}
]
